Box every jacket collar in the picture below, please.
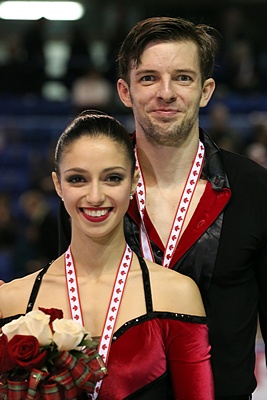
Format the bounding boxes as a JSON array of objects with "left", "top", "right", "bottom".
[
  {"left": 130, "top": 128, "right": 230, "bottom": 191},
  {"left": 200, "top": 128, "right": 230, "bottom": 190}
]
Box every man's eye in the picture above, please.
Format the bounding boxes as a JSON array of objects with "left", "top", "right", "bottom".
[
  {"left": 178, "top": 75, "right": 191, "bottom": 82},
  {"left": 141, "top": 76, "right": 154, "bottom": 82}
]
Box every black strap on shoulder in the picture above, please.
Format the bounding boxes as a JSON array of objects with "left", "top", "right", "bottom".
[
  {"left": 25, "top": 262, "right": 53, "bottom": 313},
  {"left": 0, "top": 262, "right": 53, "bottom": 328},
  {"left": 0, "top": 313, "right": 23, "bottom": 327},
  {"left": 137, "top": 255, "right": 153, "bottom": 313}
]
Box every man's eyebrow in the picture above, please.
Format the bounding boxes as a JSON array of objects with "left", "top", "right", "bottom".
[
  {"left": 133, "top": 69, "right": 157, "bottom": 77},
  {"left": 133, "top": 68, "right": 197, "bottom": 76}
]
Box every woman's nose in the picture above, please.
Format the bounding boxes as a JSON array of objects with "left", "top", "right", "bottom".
[{"left": 85, "top": 183, "right": 105, "bottom": 205}]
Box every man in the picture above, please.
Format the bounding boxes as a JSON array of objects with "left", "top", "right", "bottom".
[{"left": 115, "top": 17, "right": 267, "bottom": 400}]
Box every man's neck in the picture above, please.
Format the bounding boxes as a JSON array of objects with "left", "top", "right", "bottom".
[{"left": 135, "top": 133, "right": 200, "bottom": 188}]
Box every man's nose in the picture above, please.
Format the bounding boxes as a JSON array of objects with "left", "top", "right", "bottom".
[{"left": 157, "top": 79, "right": 177, "bottom": 102}]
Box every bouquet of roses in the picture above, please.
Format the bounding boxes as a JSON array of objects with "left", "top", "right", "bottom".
[{"left": 0, "top": 308, "right": 107, "bottom": 399}]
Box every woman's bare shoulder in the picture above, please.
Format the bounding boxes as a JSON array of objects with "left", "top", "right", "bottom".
[
  {"left": 0, "top": 271, "right": 40, "bottom": 317},
  {"left": 0, "top": 271, "right": 40, "bottom": 293},
  {"left": 146, "top": 259, "right": 206, "bottom": 317}
]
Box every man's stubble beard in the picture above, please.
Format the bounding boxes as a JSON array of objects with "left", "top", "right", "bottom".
[{"left": 138, "top": 116, "right": 195, "bottom": 147}]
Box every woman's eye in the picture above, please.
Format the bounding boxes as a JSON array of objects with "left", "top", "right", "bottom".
[
  {"left": 67, "top": 176, "right": 85, "bottom": 184},
  {"left": 106, "top": 175, "right": 123, "bottom": 183}
]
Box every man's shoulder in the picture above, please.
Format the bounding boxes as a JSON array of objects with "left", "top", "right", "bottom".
[
  {"left": 221, "top": 148, "right": 265, "bottom": 168},
  {"left": 220, "top": 149, "right": 267, "bottom": 184}
]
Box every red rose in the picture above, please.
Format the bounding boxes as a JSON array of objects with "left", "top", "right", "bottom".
[
  {"left": 39, "top": 307, "right": 64, "bottom": 323},
  {"left": 7, "top": 334, "right": 47, "bottom": 371},
  {"left": 0, "top": 334, "right": 15, "bottom": 372}
]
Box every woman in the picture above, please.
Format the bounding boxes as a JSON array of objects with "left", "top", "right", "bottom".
[{"left": 0, "top": 110, "right": 214, "bottom": 399}]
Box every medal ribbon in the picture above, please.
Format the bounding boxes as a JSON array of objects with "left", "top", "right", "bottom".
[
  {"left": 65, "top": 246, "right": 84, "bottom": 325},
  {"left": 135, "top": 140, "right": 205, "bottom": 267},
  {"left": 65, "top": 244, "right": 133, "bottom": 399}
]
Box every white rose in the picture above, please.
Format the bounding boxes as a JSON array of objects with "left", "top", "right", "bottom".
[
  {"left": 52, "top": 318, "right": 87, "bottom": 351},
  {"left": 2, "top": 315, "right": 28, "bottom": 341},
  {"left": 2, "top": 310, "right": 53, "bottom": 347}
]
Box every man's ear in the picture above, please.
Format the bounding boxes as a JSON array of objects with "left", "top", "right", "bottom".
[
  {"left": 52, "top": 171, "right": 63, "bottom": 198},
  {"left": 117, "top": 79, "right": 132, "bottom": 108},
  {"left": 200, "top": 78, "right": 216, "bottom": 108}
]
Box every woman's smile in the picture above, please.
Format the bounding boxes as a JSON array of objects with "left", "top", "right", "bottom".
[{"left": 81, "top": 207, "right": 112, "bottom": 223}]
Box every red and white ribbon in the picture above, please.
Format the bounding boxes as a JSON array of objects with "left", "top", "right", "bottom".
[
  {"left": 135, "top": 140, "right": 205, "bottom": 267},
  {"left": 65, "top": 247, "right": 84, "bottom": 325},
  {"left": 65, "top": 244, "right": 133, "bottom": 399}
]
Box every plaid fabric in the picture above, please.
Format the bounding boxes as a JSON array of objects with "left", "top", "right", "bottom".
[
  {"left": 26, "top": 370, "right": 49, "bottom": 399},
  {"left": 80, "top": 348, "right": 107, "bottom": 380},
  {"left": 53, "top": 349, "right": 107, "bottom": 394},
  {"left": 0, "top": 348, "right": 107, "bottom": 399},
  {"left": 54, "top": 351, "right": 94, "bottom": 392},
  {"left": 40, "top": 383, "right": 62, "bottom": 400},
  {"left": 49, "top": 368, "right": 78, "bottom": 399},
  {"left": 0, "top": 379, "right": 34, "bottom": 399}
]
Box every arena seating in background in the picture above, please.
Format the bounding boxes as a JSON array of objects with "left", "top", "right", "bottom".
[{"left": 0, "top": 94, "right": 266, "bottom": 203}]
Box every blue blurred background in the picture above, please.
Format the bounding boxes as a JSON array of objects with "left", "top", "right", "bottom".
[{"left": 0, "top": 0, "right": 267, "bottom": 285}]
